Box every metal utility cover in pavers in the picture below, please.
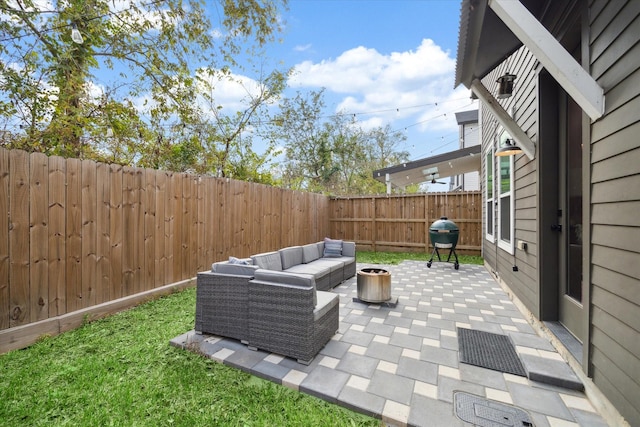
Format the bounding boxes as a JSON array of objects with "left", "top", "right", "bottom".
[{"left": 454, "top": 391, "right": 533, "bottom": 427}]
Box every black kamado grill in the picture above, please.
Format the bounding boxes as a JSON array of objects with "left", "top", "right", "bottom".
[{"left": 427, "top": 217, "right": 460, "bottom": 270}]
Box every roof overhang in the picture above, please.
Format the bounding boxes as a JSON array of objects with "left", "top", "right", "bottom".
[
  {"left": 373, "top": 145, "right": 481, "bottom": 190},
  {"left": 456, "top": 0, "right": 604, "bottom": 121}
]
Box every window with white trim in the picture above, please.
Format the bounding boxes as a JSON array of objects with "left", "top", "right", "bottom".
[
  {"left": 497, "top": 131, "right": 514, "bottom": 254},
  {"left": 485, "top": 148, "right": 495, "bottom": 242}
]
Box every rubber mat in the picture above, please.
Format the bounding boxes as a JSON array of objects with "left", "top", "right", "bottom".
[{"left": 458, "top": 328, "right": 527, "bottom": 377}]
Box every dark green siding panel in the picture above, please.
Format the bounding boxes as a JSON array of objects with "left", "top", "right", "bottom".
[
  {"left": 592, "top": 224, "right": 640, "bottom": 254},
  {"left": 592, "top": 122, "right": 640, "bottom": 162},
  {"left": 592, "top": 201, "right": 640, "bottom": 227},
  {"left": 590, "top": 1, "right": 639, "bottom": 60},
  {"left": 592, "top": 265, "right": 640, "bottom": 307},
  {"left": 592, "top": 307, "right": 640, "bottom": 363},
  {"left": 592, "top": 286, "right": 640, "bottom": 332},
  {"left": 591, "top": 348, "right": 640, "bottom": 426}
]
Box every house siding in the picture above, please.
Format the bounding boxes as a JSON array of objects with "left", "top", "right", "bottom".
[
  {"left": 461, "top": 0, "right": 640, "bottom": 423},
  {"left": 588, "top": 1, "right": 640, "bottom": 424},
  {"left": 481, "top": 46, "right": 540, "bottom": 316}
]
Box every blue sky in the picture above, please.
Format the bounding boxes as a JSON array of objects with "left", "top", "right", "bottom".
[
  {"left": 267, "top": 0, "right": 477, "bottom": 160},
  {"left": 201, "top": 0, "right": 477, "bottom": 162}
]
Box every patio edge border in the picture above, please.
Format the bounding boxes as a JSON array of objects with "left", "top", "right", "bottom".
[{"left": 0, "top": 277, "right": 196, "bottom": 354}]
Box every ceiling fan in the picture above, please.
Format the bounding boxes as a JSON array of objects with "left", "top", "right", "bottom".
[{"left": 430, "top": 173, "right": 446, "bottom": 184}]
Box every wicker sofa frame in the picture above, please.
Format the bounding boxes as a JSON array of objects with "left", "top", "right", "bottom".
[
  {"left": 247, "top": 279, "right": 339, "bottom": 364},
  {"left": 194, "top": 240, "right": 355, "bottom": 364}
]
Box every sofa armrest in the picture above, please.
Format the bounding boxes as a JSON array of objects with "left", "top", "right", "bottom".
[{"left": 195, "top": 271, "right": 251, "bottom": 341}]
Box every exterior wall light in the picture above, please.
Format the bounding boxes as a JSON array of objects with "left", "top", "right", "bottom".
[
  {"left": 496, "top": 72, "right": 516, "bottom": 98},
  {"left": 495, "top": 138, "right": 522, "bottom": 156}
]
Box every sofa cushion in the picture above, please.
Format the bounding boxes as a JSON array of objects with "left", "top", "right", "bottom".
[
  {"left": 253, "top": 269, "right": 317, "bottom": 305},
  {"left": 286, "top": 263, "right": 330, "bottom": 278},
  {"left": 211, "top": 261, "right": 258, "bottom": 276},
  {"left": 314, "top": 291, "right": 339, "bottom": 321},
  {"left": 316, "top": 241, "right": 324, "bottom": 258},
  {"left": 279, "top": 246, "right": 303, "bottom": 270},
  {"left": 323, "top": 238, "right": 343, "bottom": 258},
  {"left": 254, "top": 269, "right": 315, "bottom": 287},
  {"left": 341, "top": 241, "right": 356, "bottom": 257},
  {"left": 302, "top": 243, "right": 321, "bottom": 263},
  {"left": 251, "top": 251, "right": 283, "bottom": 271}
]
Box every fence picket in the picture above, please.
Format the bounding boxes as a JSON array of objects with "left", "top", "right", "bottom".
[
  {"left": 0, "top": 150, "right": 9, "bottom": 328},
  {"left": 9, "top": 150, "right": 30, "bottom": 326},
  {"left": 30, "top": 152, "right": 48, "bottom": 321},
  {"left": 81, "top": 159, "right": 97, "bottom": 308}
]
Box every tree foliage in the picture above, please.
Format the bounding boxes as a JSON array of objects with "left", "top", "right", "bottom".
[
  {"left": 0, "top": 0, "right": 288, "bottom": 165},
  {"left": 270, "top": 90, "right": 410, "bottom": 195}
]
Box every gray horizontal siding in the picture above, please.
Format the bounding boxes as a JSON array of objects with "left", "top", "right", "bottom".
[
  {"left": 589, "top": 1, "right": 640, "bottom": 425},
  {"left": 480, "top": 45, "right": 541, "bottom": 317}
]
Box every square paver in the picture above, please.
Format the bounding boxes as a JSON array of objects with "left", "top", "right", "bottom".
[
  {"left": 397, "top": 357, "right": 438, "bottom": 383},
  {"left": 336, "top": 352, "right": 379, "bottom": 378},
  {"left": 368, "top": 370, "right": 414, "bottom": 404},
  {"left": 300, "top": 365, "right": 350, "bottom": 403},
  {"left": 409, "top": 394, "right": 464, "bottom": 427}
]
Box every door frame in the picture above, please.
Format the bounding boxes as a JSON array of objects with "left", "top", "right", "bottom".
[{"left": 537, "top": 68, "right": 591, "bottom": 371}]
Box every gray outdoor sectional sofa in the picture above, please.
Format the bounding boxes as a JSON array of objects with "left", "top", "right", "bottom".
[{"left": 195, "top": 239, "right": 356, "bottom": 364}]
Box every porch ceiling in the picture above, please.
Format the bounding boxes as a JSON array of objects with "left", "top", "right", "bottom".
[
  {"left": 372, "top": 145, "right": 481, "bottom": 189},
  {"left": 455, "top": 0, "right": 543, "bottom": 88}
]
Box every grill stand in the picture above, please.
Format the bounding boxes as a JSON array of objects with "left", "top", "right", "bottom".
[{"left": 427, "top": 243, "right": 459, "bottom": 270}]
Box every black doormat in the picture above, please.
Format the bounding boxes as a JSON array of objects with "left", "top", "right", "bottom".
[{"left": 458, "top": 328, "right": 527, "bottom": 377}]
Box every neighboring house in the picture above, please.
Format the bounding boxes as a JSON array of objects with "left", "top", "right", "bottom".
[
  {"left": 372, "top": 110, "right": 481, "bottom": 193},
  {"left": 455, "top": 0, "right": 639, "bottom": 425},
  {"left": 451, "top": 110, "right": 480, "bottom": 191}
]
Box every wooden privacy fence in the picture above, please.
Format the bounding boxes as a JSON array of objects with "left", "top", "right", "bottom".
[
  {"left": 0, "top": 147, "right": 482, "bottom": 352},
  {"left": 328, "top": 193, "right": 482, "bottom": 255},
  {"left": 0, "top": 148, "right": 329, "bottom": 348}
]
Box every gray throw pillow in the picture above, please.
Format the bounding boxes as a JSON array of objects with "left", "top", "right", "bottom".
[{"left": 323, "top": 237, "right": 343, "bottom": 258}]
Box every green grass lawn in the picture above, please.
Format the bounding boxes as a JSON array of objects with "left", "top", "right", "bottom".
[
  {"left": 356, "top": 250, "right": 483, "bottom": 266},
  {"left": 0, "top": 288, "right": 379, "bottom": 426},
  {"left": 0, "top": 251, "right": 482, "bottom": 426}
]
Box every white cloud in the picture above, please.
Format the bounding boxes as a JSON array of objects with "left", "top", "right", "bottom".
[
  {"left": 294, "top": 43, "right": 312, "bottom": 52},
  {"left": 195, "top": 69, "right": 268, "bottom": 114},
  {"left": 288, "top": 38, "right": 473, "bottom": 133}
]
